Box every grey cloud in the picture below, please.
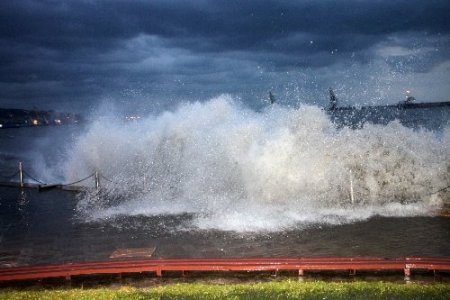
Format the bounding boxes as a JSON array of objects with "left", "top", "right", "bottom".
[{"left": 1, "top": 0, "right": 450, "bottom": 110}]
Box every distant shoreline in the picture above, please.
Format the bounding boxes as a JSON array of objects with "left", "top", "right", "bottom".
[{"left": 0, "top": 108, "right": 82, "bottom": 129}]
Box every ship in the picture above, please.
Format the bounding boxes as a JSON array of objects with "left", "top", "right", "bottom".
[
  {"left": 327, "top": 89, "right": 450, "bottom": 111},
  {"left": 268, "top": 90, "right": 450, "bottom": 130},
  {"left": 325, "top": 89, "right": 450, "bottom": 129}
]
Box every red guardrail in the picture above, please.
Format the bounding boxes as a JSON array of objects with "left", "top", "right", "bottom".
[{"left": 0, "top": 257, "right": 449, "bottom": 282}]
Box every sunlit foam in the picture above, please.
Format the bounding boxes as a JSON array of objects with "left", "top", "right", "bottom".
[{"left": 66, "top": 95, "right": 450, "bottom": 232}]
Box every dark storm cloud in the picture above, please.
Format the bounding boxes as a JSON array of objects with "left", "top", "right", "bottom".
[
  {"left": 1, "top": 0, "right": 450, "bottom": 110},
  {"left": 2, "top": 0, "right": 450, "bottom": 55}
]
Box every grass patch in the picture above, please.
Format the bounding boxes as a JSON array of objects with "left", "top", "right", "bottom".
[{"left": 1, "top": 280, "right": 449, "bottom": 299}]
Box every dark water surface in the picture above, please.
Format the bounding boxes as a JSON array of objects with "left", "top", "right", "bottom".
[{"left": 0, "top": 186, "right": 449, "bottom": 267}]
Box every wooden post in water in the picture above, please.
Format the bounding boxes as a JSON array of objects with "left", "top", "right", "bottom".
[{"left": 19, "top": 162, "right": 24, "bottom": 188}]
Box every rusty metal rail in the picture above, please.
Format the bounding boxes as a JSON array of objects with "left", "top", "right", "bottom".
[{"left": 0, "top": 257, "right": 449, "bottom": 282}]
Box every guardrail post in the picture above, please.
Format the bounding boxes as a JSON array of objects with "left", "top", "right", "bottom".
[
  {"left": 156, "top": 267, "right": 162, "bottom": 277},
  {"left": 298, "top": 269, "right": 304, "bottom": 281},
  {"left": 404, "top": 266, "right": 411, "bottom": 282},
  {"left": 433, "top": 269, "right": 440, "bottom": 280},
  {"left": 19, "top": 162, "right": 24, "bottom": 188}
]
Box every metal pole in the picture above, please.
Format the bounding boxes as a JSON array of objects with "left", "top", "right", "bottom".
[
  {"left": 95, "top": 171, "right": 100, "bottom": 191},
  {"left": 94, "top": 171, "right": 101, "bottom": 202},
  {"left": 349, "top": 170, "right": 354, "bottom": 205},
  {"left": 19, "top": 162, "right": 24, "bottom": 188}
]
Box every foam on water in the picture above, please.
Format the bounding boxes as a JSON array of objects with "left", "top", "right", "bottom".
[{"left": 66, "top": 95, "right": 450, "bottom": 231}]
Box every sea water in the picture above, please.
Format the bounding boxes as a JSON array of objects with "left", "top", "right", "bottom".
[{"left": 0, "top": 95, "right": 449, "bottom": 266}]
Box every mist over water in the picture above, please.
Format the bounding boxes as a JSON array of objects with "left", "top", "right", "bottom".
[{"left": 66, "top": 95, "right": 450, "bottom": 232}]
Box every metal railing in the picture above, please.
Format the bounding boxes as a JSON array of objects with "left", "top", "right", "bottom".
[{"left": 0, "top": 162, "right": 449, "bottom": 200}]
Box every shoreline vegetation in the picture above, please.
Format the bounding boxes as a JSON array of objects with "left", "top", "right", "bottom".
[{"left": 1, "top": 281, "right": 450, "bottom": 299}]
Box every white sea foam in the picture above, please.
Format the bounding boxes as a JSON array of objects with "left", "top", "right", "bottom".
[{"left": 66, "top": 95, "right": 450, "bottom": 231}]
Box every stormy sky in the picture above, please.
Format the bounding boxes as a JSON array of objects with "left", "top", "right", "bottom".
[{"left": 1, "top": 0, "right": 450, "bottom": 113}]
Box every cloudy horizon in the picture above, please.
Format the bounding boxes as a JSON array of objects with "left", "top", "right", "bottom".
[{"left": 1, "top": 0, "right": 450, "bottom": 114}]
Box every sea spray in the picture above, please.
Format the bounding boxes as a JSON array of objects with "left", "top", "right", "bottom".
[{"left": 66, "top": 95, "right": 450, "bottom": 231}]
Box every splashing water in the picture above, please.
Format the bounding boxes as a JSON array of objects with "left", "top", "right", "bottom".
[{"left": 66, "top": 95, "right": 450, "bottom": 231}]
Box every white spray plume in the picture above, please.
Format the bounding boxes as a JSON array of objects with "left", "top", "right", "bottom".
[{"left": 66, "top": 95, "right": 450, "bottom": 231}]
